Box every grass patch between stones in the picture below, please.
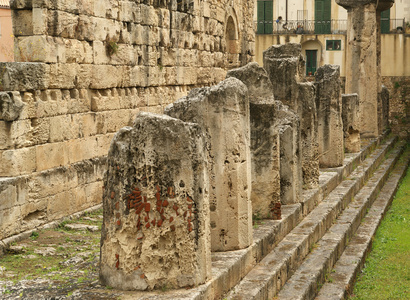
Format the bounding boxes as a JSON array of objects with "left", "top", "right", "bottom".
[{"left": 350, "top": 152, "right": 410, "bottom": 300}]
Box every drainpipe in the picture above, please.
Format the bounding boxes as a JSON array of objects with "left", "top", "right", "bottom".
[{"left": 284, "top": 0, "right": 288, "bottom": 29}]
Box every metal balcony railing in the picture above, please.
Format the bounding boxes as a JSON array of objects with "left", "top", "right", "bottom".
[{"left": 256, "top": 18, "right": 407, "bottom": 35}]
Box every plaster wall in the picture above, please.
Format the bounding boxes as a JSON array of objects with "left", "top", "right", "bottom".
[
  {"left": 255, "top": 34, "right": 410, "bottom": 78},
  {"left": 0, "top": 7, "right": 13, "bottom": 62}
]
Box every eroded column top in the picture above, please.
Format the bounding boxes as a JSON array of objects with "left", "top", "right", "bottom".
[{"left": 336, "top": 0, "right": 394, "bottom": 10}]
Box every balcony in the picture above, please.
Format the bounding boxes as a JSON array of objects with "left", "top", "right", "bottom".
[{"left": 256, "top": 19, "right": 406, "bottom": 35}]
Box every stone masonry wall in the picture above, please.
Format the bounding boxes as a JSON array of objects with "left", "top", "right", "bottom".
[{"left": 0, "top": 0, "right": 255, "bottom": 241}]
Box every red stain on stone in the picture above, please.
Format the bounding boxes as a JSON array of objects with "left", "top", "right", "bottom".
[
  {"left": 132, "top": 190, "right": 141, "bottom": 196},
  {"left": 116, "top": 220, "right": 121, "bottom": 226},
  {"left": 144, "top": 215, "right": 148, "bottom": 222},
  {"left": 116, "top": 260, "right": 119, "bottom": 269},
  {"left": 117, "top": 166, "right": 120, "bottom": 170},
  {"left": 173, "top": 204, "right": 179, "bottom": 215},
  {"left": 151, "top": 219, "right": 156, "bottom": 226},
  {"left": 115, "top": 202, "right": 119, "bottom": 210},
  {"left": 155, "top": 192, "right": 160, "bottom": 201},
  {"left": 144, "top": 196, "right": 147, "bottom": 203},
  {"left": 116, "top": 212, "right": 120, "bottom": 218},
  {"left": 161, "top": 214, "right": 166, "bottom": 221},
  {"left": 156, "top": 186, "right": 160, "bottom": 192},
  {"left": 145, "top": 223, "right": 150, "bottom": 229},
  {"left": 162, "top": 200, "right": 169, "bottom": 207},
  {"left": 110, "top": 191, "right": 115, "bottom": 199},
  {"left": 187, "top": 196, "right": 193, "bottom": 202},
  {"left": 183, "top": 211, "right": 187, "bottom": 218},
  {"left": 134, "top": 266, "right": 140, "bottom": 270},
  {"left": 169, "top": 217, "right": 174, "bottom": 223},
  {"left": 188, "top": 204, "right": 192, "bottom": 209},
  {"left": 140, "top": 274, "right": 145, "bottom": 279},
  {"left": 170, "top": 225, "right": 175, "bottom": 231},
  {"left": 136, "top": 203, "right": 144, "bottom": 214},
  {"left": 157, "top": 219, "right": 163, "bottom": 227},
  {"left": 115, "top": 254, "right": 119, "bottom": 259}
]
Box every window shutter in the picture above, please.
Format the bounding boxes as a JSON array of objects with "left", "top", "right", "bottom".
[
  {"left": 264, "top": 1, "right": 273, "bottom": 34},
  {"left": 257, "top": 1, "right": 265, "bottom": 34}
]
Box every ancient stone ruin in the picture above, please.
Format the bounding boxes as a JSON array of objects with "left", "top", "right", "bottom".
[
  {"left": 98, "top": 41, "right": 392, "bottom": 290},
  {"left": 0, "top": 0, "right": 255, "bottom": 242},
  {"left": 100, "top": 112, "right": 211, "bottom": 290},
  {"left": 165, "top": 77, "right": 253, "bottom": 252}
]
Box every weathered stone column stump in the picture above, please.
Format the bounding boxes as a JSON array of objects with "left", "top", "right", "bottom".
[
  {"left": 165, "top": 77, "right": 253, "bottom": 252},
  {"left": 342, "top": 93, "right": 361, "bottom": 153},
  {"left": 226, "top": 62, "right": 281, "bottom": 219},
  {"left": 263, "top": 43, "right": 319, "bottom": 189},
  {"left": 315, "top": 64, "right": 344, "bottom": 168},
  {"left": 275, "top": 100, "right": 302, "bottom": 204},
  {"left": 100, "top": 112, "right": 211, "bottom": 290}
]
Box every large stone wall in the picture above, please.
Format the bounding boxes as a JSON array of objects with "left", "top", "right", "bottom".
[{"left": 0, "top": 0, "right": 255, "bottom": 240}]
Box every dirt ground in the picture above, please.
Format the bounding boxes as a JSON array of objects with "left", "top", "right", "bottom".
[{"left": 0, "top": 209, "right": 124, "bottom": 299}]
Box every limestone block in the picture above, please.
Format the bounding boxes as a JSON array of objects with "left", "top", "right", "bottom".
[
  {"left": 100, "top": 112, "right": 211, "bottom": 290},
  {"left": 342, "top": 94, "right": 361, "bottom": 153},
  {"left": 315, "top": 64, "right": 345, "bottom": 168},
  {"left": 275, "top": 100, "right": 302, "bottom": 204},
  {"left": 58, "top": 38, "right": 93, "bottom": 64},
  {"left": 29, "top": 168, "right": 77, "bottom": 200},
  {"left": 1, "top": 118, "right": 49, "bottom": 149},
  {"left": 0, "top": 62, "right": 49, "bottom": 91},
  {"left": 140, "top": 4, "right": 159, "bottom": 26},
  {"left": 118, "top": 1, "right": 138, "bottom": 22},
  {"left": 95, "top": 133, "right": 115, "bottom": 157},
  {"left": 14, "top": 35, "right": 55, "bottom": 63},
  {"left": 36, "top": 142, "right": 69, "bottom": 172},
  {"left": 0, "top": 91, "right": 24, "bottom": 121},
  {"left": 165, "top": 77, "right": 253, "bottom": 252},
  {"left": 47, "top": 10, "right": 79, "bottom": 39},
  {"left": 91, "top": 65, "right": 121, "bottom": 89},
  {"left": 0, "top": 206, "right": 22, "bottom": 240},
  {"left": 227, "top": 62, "right": 281, "bottom": 219},
  {"left": 91, "top": 88, "right": 122, "bottom": 112},
  {"left": 0, "top": 147, "right": 36, "bottom": 176},
  {"left": 75, "top": 65, "right": 93, "bottom": 89},
  {"left": 48, "top": 63, "right": 77, "bottom": 89},
  {"left": 67, "top": 137, "right": 97, "bottom": 165},
  {"left": 47, "top": 190, "right": 73, "bottom": 220},
  {"left": 19, "top": 92, "right": 37, "bottom": 119},
  {"left": 32, "top": 7, "right": 48, "bottom": 34},
  {"left": 93, "top": 41, "right": 110, "bottom": 64},
  {"left": 0, "top": 179, "right": 18, "bottom": 211},
  {"left": 49, "top": 115, "right": 78, "bottom": 142},
  {"left": 35, "top": 89, "right": 66, "bottom": 118},
  {"left": 20, "top": 198, "right": 47, "bottom": 230},
  {"left": 76, "top": 14, "right": 97, "bottom": 41},
  {"left": 378, "top": 85, "right": 389, "bottom": 134},
  {"left": 12, "top": 9, "right": 33, "bottom": 36}
]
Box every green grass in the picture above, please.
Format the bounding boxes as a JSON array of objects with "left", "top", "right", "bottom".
[{"left": 350, "top": 161, "right": 410, "bottom": 300}]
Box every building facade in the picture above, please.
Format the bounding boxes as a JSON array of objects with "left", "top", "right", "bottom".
[{"left": 254, "top": 0, "right": 410, "bottom": 77}]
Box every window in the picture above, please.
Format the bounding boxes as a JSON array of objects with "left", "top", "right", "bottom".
[
  {"left": 315, "top": 0, "right": 331, "bottom": 34},
  {"left": 306, "top": 50, "right": 317, "bottom": 76},
  {"left": 257, "top": 0, "right": 273, "bottom": 34},
  {"left": 326, "top": 40, "right": 341, "bottom": 51},
  {"left": 381, "top": 9, "right": 390, "bottom": 33}
]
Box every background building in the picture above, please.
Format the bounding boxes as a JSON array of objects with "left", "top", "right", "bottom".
[
  {"left": 0, "top": 0, "right": 13, "bottom": 62},
  {"left": 254, "top": 0, "right": 410, "bottom": 77}
]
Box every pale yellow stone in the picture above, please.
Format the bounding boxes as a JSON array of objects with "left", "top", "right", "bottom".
[{"left": 36, "top": 142, "right": 68, "bottom": 172}]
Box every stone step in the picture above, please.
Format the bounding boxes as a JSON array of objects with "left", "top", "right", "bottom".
[
  {"left": 315, "top": 146, "right": 410, "bottom": 300},
  {"left": 122, "top": 134, "right": 394, "bottom": 299},
  {"left": 275, "top": 140, "right": 406, "bottom": 300},
  {"left": 222, "top": 136, "right": 399, "bottom": 300}
]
